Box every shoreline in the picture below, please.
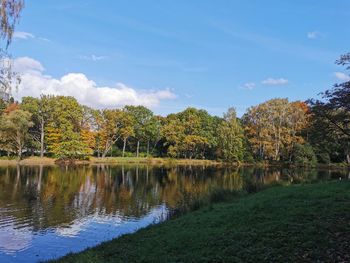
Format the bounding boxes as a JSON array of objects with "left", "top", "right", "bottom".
[
  {"left": 0, "top": 156, "right": 348, "bottom": 169},
  {"left": 0, "top": 157, "right": 225, "bottom": 166}
]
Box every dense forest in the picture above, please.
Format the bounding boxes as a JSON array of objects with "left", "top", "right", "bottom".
[{"left": 0, "top": 53, "right": 350, "bottom": 165}]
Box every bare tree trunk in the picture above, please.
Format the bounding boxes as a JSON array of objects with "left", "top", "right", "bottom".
[
  {"left": 347, "top": 154, "right": 350, "bottom": 165},
  {"left": 136, "top": 140, "right": 140, "bottom": 157},
  {"left": 95, "top": 137, "right": 100, "bottom": 158},
  {"left": 102, "top": 137, "right": 120, "bottom": 158},
  {"left": 102, "top": 141, "right": 110, "bottom": 158},
  {"left": 17, "top": 131, "right": 22, "bottom": 161},
  {"left": 122, "top": 137, "right": 127, "bottom": 157},
  {"left": 17, "top": 146, "right": 22, "bottom": 161}
]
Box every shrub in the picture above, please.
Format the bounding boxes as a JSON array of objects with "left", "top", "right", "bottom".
[
  {"left": 317, "top": 152, "right": 331, "bottom": 164},
  {"left": 292, "top": 143, "right": 318, "bottom": 167}
]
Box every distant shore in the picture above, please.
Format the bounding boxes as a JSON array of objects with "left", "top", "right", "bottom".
[
  {"left": 0, "top": 157, "right": 348, "bottom": 170},
  {"left": 0, "top": 156, "right": 225, "bottom": 166}
]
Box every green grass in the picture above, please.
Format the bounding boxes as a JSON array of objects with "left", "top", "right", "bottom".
[
  {"left": 49, "top": 181, "right": 350, "bottom": 262},
  {"left": 90, "top": 157, "right": 223, "bottom": 166},
  {"left": 0, "top": 156, "right": 225, "bottom": 166}
]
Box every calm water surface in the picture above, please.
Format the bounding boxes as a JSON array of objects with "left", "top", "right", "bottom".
[{"left": 0, "top": 164, "right": 348, "bottom": 262}]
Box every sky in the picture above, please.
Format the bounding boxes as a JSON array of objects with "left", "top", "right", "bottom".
[{"left": 7, "top": 0, "right": 350, "bottom": 117}]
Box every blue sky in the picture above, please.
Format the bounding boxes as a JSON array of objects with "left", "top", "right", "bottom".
[{"left": 8, "top": 0, "right": 350, "bottom": 116}]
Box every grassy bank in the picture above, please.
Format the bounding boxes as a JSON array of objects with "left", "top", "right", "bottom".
[
  {"left": 0, "top": 156, "right": 223, "bottom": 166},
  {"left": 50, "top": 181, "right": 350, "bottom": 262},
  {"left": 90, "top": 157, "right": 223, "bottom": 166},
  {"left": 0, "top": 156, "right": 57, "bottom": 165},
  {"left": 0, "top": 156, "right": 348, "bottom": 169}
]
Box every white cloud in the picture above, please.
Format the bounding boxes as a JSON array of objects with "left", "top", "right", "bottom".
[
  {"left": 0, "top": 220, "right": 33, "bottom": 253},
  {"left": 334, "top": 72, "right": 350, "bottom": 82},
  {"left": 13, "top": 31, "right": 50, "bottom": 42},
  {"left": 13, "top": 57, "right": 45, "bottom": 74},
  {"left": 13, "top": 57, "right": 176, "bottom": 108},
  {"left": 261, "top": 78, "right": 289, "bottom": 85},
  {"left": 78, "top": 55, "right": 107, "bottom": 61},
  {"left": 13, "top": 31, "right": 34, "bottom": 39},
  {"left": 241, "top": 82, "right": 256, "bottom": 90},
  {"left": 38, "top": 37, "right": 50, "bottom": 42},
  {"left": 307, "top": 31, "right": 323, "bottom": 39}
]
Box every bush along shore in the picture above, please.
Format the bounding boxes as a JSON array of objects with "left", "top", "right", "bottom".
[{"left": 49, "top": 181, "right": 350, "bottom": 263}]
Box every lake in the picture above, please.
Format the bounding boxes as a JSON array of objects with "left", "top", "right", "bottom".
[{"left": 0, "top": 164, "right": 347, "bottom": 262}]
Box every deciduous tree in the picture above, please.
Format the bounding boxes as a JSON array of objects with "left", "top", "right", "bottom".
[
  {"left": 22, "top": 95, "right": 52, "bottom": 157},
  {"left": 217, "top": 108, "right": 244, "bottom": 162},
  {"left": 98, "top": 109, "right": 122, "bottom": 158},
  {"left": 45, "top": 96, "right": 92, "bottom": 159},
  {"left": 124, "top": 105, "right": 153, "bottom": 157},
  {"left": 308, "top": 53, "right": 350, "bottom": 163},
  {"left": 0, "top": 0, "right": 24, "bottom": 46},
  {"left": 243, "top": 99, "right": 308, "bottom": 161},
  {"left": 0, "top": 108, "right": 32, "bottom": 159}
]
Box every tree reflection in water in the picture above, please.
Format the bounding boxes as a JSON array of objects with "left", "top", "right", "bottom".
[{"left": 0, "top": 165, "right": 347, "bottom": 262}]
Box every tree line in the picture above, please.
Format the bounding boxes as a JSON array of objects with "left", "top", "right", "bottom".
[{"left": 1, "top": 53, "right": 350, "bottom": 165}]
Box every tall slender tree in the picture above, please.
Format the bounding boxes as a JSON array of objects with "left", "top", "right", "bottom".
[
  {"left": 217, "top": 108, "right": 245, "bottom": 162},
  {"left": 119, "top": 111, "right": 135, "bottom": 157},
  {"left": 98, "top": 109, "right": 122, "bottom": 158},
  {"left": 124, "top": 106, "right": 153, "bottom": 157},
  {"left": 22, "top": 95, "right": 52, "bottom": 157}
]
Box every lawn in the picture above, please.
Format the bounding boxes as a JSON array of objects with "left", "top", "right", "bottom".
[{"left": 50, "top": 181, "right": 350, "bottom": 262}]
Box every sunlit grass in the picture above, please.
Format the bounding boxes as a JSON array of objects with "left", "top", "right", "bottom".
[{"left": 50, "top": 181, "right": 350, "bottom": 262}]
